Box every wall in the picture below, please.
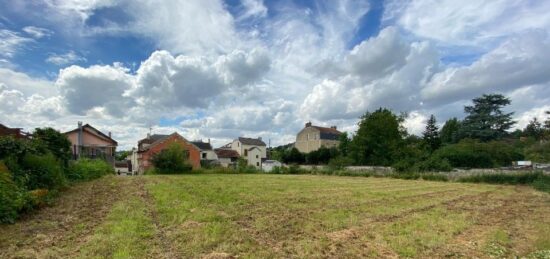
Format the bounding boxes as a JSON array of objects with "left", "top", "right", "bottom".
[
  {"left": 247, "top": 148, "right": 263, "bottom": 168},
  {"left": 295, "top": 127, "right": 340, "bottom": 153}
]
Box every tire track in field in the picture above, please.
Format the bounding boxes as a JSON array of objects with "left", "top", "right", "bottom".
[{"left": 136, "top": 177, "right": 180, "bottom": 259}]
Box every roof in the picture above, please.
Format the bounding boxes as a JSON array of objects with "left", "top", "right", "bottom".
[
  {"left": 238, "top": 137, "right": 266, "bottom": 146},
  {"left": 191, "top": 141, "right": 213, "bottom": 151},
  {"left": 311, "top": 126, "right": 341, "bottom": 135},
  {"left": 214, "top": 149, "right": 240, "bottom": 158},
  {"left": 65, "top": 124, "right": 118, "bottom": 145},
  {"left": 248, "top": 146, "right": 261, "bottom": 151},
  {"left": 300, "top": 125, "right": 342, "bottom": 140},
  {"left": 138, "top": 134, "right": 169, "bottom": 146}
]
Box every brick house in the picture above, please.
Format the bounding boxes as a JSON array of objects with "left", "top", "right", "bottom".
[
  {"left": 137, "top": 132, "right": 201, "bottom": 173},
  {"left": 0, "top": 123, "right": 29, "bottom": 139}
]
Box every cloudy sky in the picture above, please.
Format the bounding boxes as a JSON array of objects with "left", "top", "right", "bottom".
[{"left": 1, "top": 0, "right": 550, "bottom": 149}]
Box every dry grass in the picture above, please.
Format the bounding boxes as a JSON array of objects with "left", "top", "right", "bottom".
[{"left": 1, "top": 174, "right": 549, "bottom": 258}]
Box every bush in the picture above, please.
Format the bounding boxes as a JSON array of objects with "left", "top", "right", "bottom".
[
  {"left": 67, "top": 159, "right": 114, "bottom": 181},
  {"left": 151, "top": 143, "right": 193, "bottom": 174},
  {"left": 328, "top": 156, "right": 354, "bottom": 170},
  {"left": 0, "top": 162, "right": 25, "bottom": 224},
  {"left": 21, "top": 153, "right": 67, "bottom": 190},
  {"left": 420, "top": 173, "right": 449, "bottom": 182},
  {"left": 417, "top": 156, "right": 452, "bottom": 172},
  {"left": 459, "top": 171, "right": 545, "bottom": 185}
]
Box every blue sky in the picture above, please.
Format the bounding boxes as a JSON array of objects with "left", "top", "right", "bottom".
[{"left": 1, "top": 0, "right": 550, "bottom": 149}]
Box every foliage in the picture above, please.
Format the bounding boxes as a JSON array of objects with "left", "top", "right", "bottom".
[
  {"left": 328, "top": 156, "right": 354, "bottom": 170},
  {"left": 338, "top": 132, "right": 351, "bottom": 156},
  {"left": 524, "top": 141, "right": 550, "bottom": 162},
  {"left": 417, "top": 156, "right": 452, "bottom": 172},
  {"left": 350, "top": 108, "right": 405, "bottom": 166},
  {"left": 432, "top": 139, "right": 522, "bottom": 168},
  {"left": 281, "top": 147, "right": 305, "bottom": 164},
  {"left": 305, "top": 146, "right": 338, "bottom": 165},
  {"left": 21, "top": 153, "right": 67, "bottom": 191},
  {"left": 67, "top": 159, "right": 115, "bottom": 181},
  {"left": 460, "top": 94, "right": 515, "bottom": 141},
  {"left": 115, "top": 150, "right": 132, "bottom": 161},
  {"left": 0, "top": 136, "right": 32, "bottom": 161},
  {"left": 459, "top": 171, "right": 548, "bottom": 190},
  {"left": 151, "top": 143, "right": 193, "bottom": 174},
  {"left": 31, "top": 128, "right": 72, "bottom": 166},
  {"left": 423, "top": 114, "right": 441, "bottom": 152},
  {"left": 440, "top": 118, "right": 461, "bottom": 145},
  {"left": 0, "top": 161, "right": 25, "bottom": 224},
  {"left": 523, "top": 118, "right": 545, "bottom": 140}
]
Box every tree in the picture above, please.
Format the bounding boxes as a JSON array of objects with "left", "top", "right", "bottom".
[
  {"left": 545, "top": 111, "right": 550, "bottom": 130},
  {"left": 460, "top": 94, "right": 515, "bottom": 141},
  {"left": 350, "top": 108, "right": 404, "bottom": 166},
  {"left": 282, "top": 147, "right": 305, "bottom": 164},
  {"left": 151, "top": 143, "right": 192, "bottom": 174},
  {"left": 115, "top": 150, "right": 132, "bottom": 161},
  {"left": 32, "top": 128, "right": 72, "bottom": 166},
  {"left": 440, "top": 118, "right": 461, "bottom": 145},
  {"left": 338, "top": 132, "right": 351, "bottom": 157},
  {"left": 523, "top": 117, "right": 544, "bottom": 140},
  {"left": 423, "top": 114, "right": 441, "bottom": 152}
]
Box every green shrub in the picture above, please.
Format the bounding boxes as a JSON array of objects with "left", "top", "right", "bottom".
[
  {"left": 21, "top": 153, "right": 67, "bottom": 190},
  {"left": 328, "top": 156, "right": 354, "bottom": 170},
  {"left": 0, "top": 162, "right": 25, "bottom": 224},
  {"left": 151, "top": 143, "right": 193, "bottom": 174},
  {"left": 67, "top": 159, "right": 114, "bottom": 181},
  {"left": 417, "top": 156, "right": 452, "bottom": 172},
  {"left": 532, "top": 175, "right": 550, "bottom": 193},
  {"left": 420, "top": 173, "right": 449, "bottom": 182},
  {"left": 459, "top": 172, "right": 544, "bottom": 185}
]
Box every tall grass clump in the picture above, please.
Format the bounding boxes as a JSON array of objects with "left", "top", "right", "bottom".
[
  {"left": 67, "top": 159, "right": 114, "bottom": 181},
  {"left": 459, "top": 171, "right": 550, "bottom": 193}
]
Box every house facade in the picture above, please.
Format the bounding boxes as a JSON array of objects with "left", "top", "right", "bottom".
[
  {"left": 230, "top": 137, "right": 267, "bottom": 168},
  {"left": 137, "top": 133, "right": 201, "bottom": 173},
  {"left": 64, "top": 122, "right": 117, "bottom": 165},
  {"left": 0, "top": 123, "right": 29, "bottom": 139},
  {"left": 214, "top": 149, "right": 240, "bottom": 168},
  {"left": 295, "top": 122, "right": 341, "bottom": 153},
  {"left": 191, "top": 140, "right": 218, "bottom": 161}
]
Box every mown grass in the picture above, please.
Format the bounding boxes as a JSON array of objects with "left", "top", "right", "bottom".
[{"left": 1, "top": 174, "right": 549, "bottom": 258}]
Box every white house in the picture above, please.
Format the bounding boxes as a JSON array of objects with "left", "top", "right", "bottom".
[
  {"left": 231, "top": 137, "right": 267, "bottom": 168},
  {"left": 191, "top": 140, "right": 218, "bottom": 161}
]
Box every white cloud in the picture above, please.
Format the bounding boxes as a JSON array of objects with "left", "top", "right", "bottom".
[
  {"left": 386, "top": 0, "right": 550, "bottom": 46},
  {"left": 46, "top": 51, "right": 86, "bottom": 65},
  {"left": 22, "top": 26, "right": 53, "bottom": 39},
  {"left": 403, "top": 111, "right": 428, "bottom": 136},
  {"left": 422, "top": 31, "right": 550, "bottom": 105},
  {"left": 239, "top": 0, "right": 268, "bottom": 20},
  {"left": 0, "top": 29, "right": 33, "bottom": 58}
]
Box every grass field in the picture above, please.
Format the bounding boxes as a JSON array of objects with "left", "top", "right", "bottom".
[{"left": 1, "top": 174, "right": 549, "bottom": 258}]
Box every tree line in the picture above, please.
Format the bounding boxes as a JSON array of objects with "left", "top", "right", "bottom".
[{"left": 271, "top": 94, "right": 550, "bottom": 170}]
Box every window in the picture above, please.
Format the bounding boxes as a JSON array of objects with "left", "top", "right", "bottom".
[
  {"left": 202, "top": 153, "right": 207, "bottom": 159},
  {"left": 244, "top": 150, "right": 248, "bottom": 156},
  {"left": 256, "top": 162, "right": 259, "bottom": 166},
  {"left": 256, "top": 155, "right": 258, "bottom": 158}
]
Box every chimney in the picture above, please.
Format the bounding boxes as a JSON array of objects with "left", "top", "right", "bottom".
[
  {"left": 305, "top": 121, "right": 312, "bottom": 127},
  {"left": 258, "top": 137, "right": 262, "bottom": 141},
  {"left": 108, "top": 132, "right": 112, "bottom": 138},
  {"left": 331, "top": 126, "right": 337, "bottom": 130},
  {"left": 147, "top": 133, "right": 151, "bottom": 139},
  {"left": 208, "top": 138, "right": 210, "bottom": 143}
]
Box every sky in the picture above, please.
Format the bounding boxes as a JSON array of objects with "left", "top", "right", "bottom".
[{"left": 1, "top": 0, "right": 550, "bottom": 149}]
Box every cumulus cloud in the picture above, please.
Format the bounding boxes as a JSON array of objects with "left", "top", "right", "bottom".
[{"left": 56, "top": 63, "right": 134, "bottom": 116}]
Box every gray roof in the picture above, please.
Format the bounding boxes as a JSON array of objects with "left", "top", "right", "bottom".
[
  {"left": 138, "top": 134, "right": 169, "bottom": 145},
  {"left": 238, "top": 137, "right": 266, "bottom": 146},
  {"left": 191, "top": 141, "right": 213, "bottom": 151}
]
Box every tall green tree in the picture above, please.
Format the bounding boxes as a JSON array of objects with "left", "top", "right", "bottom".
[
  {"left": 32, "top": 128, "right": 72, "bottom": 166},
  {"left": 523, "top": 117, "right": 544, "bottom": 140},
  {"left": 423, "top": 114, "right": 441, "bottom": 152},
  {"left": 459, "top": 94, "right": 515, "bottom": 141},
  {"left": 338, "top": 132, "right": 351, "bottom": 156},
  {"left": 350, "top": 108, "right": 404, "bottom": 166},
  {"left": 440, "top": 118, "right": 461, "bottom": 144}
]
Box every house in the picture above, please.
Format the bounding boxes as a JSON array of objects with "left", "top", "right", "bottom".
[
  {"left": 191, "top": 140, "right": 218, "bottom": 161},
  {"left": 262, "top": 160, "right": 282, "bottom": 172},
  {"left": 0, "top": 123, "right": 29, "bottom": 139},
  {"left": 114, "top": 161, "right": 130, "bottom": 175},
  {"left": 137, "top": 133, "right": 201, "bottom": 173},
  {"left": 214, "top": 149, "right": 240, "bottom": 168},
  {"left": 295, "top": 122, "right": 341, "bottom": 153},
  {"left": 126, "top": 148, "right": 139, "bottom": 175},
  {"left": 64, "top": 122, "right": 117, "bottom": 165},
  {"left": 230, "top": 137, "right": 267, "bottom": 168}
]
